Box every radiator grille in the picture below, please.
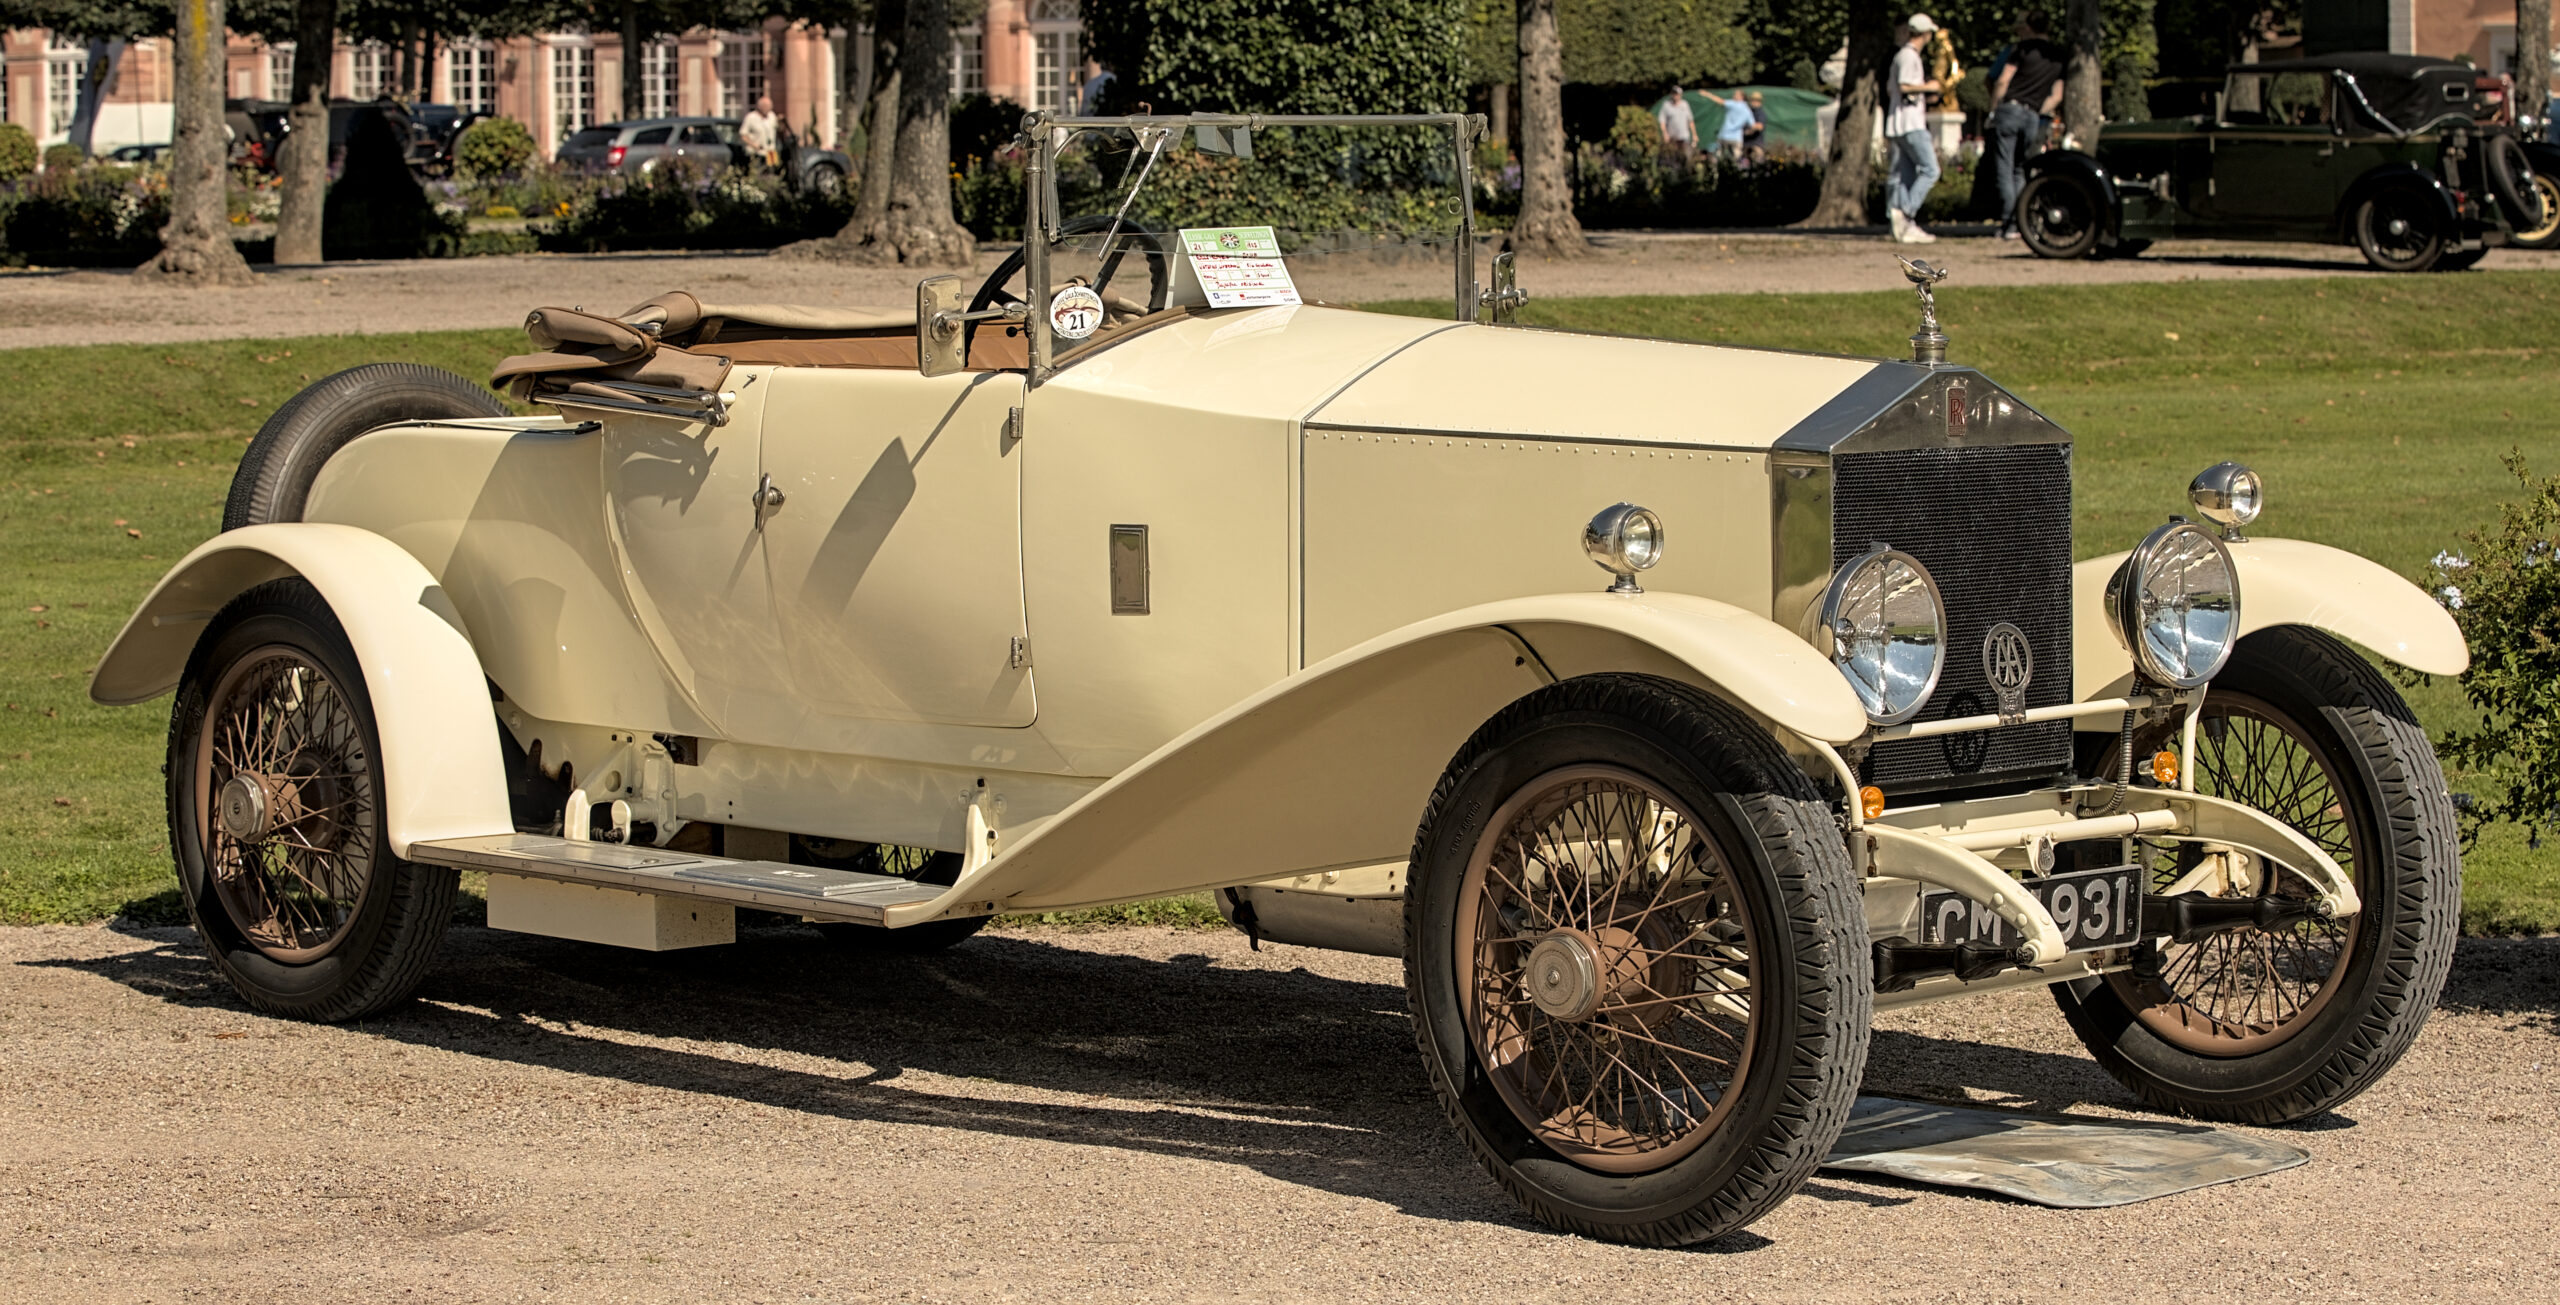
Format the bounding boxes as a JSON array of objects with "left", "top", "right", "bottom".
[{"left": 1834, "top": 443, "right": 2075, "bottom": 793}]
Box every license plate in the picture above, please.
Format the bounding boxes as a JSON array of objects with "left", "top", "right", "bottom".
[{"left": 1921, "top": 864, "right": 2144, "bottom": 953}]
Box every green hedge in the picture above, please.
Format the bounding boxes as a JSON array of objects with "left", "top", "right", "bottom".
[
  {"left": 537, "top": 160, "right": 855, "bottom": 253},
  {"left": 1085, "top": 0, "right": 1468, "bottom": 115}
]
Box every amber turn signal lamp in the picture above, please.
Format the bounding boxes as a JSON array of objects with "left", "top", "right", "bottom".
[
  {"left": 1859, "top": 785, "right": 1887, "bottom": 820},
  {"left": 2150, "top": 750, "right": 2180, "bottom": 785}
]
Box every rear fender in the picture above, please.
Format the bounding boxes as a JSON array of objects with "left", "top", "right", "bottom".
[
  {"left": 2024, "top": 150, "right": 2126, "bottom": 242},
  {"left": 894, "top": 592, "right": 1866, "bottom": 920},
  {"left": 2336, "top": 163, "right": 2460, "bottom": 239},
  {"left": 90, "top": 523, "right": 513, "bottom": 856},
  {"left": 2070, "top": 536, "right": 2467, "bottom": 703}
]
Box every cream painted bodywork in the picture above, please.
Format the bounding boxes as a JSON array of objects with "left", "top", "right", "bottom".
[
  {"left": 2070, "top": 535, "right": 2470, "bottom": 705},
  {"left": 90, "top": 302, "right": 2438, "bottom": 960},
  {"left": 90, "top": 523, "right": 513, "bottom": 857}
]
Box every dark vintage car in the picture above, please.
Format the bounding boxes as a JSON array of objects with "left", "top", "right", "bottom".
[{"left": 2019, "top": 53, "right": 2560, "bottom": 271}]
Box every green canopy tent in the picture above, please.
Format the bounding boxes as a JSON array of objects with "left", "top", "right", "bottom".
[{"left": 1656, "top": 86, "right": 1830, "bottom": 153}]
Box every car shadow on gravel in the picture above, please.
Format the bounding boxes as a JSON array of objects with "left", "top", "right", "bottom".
[{"left": 46, "top": 928, "right": 2560, "bottom": 1238}]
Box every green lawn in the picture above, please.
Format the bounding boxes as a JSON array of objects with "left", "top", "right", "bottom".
[{"left": 3, "top": 273, "right": 2553, "bottom": 933}]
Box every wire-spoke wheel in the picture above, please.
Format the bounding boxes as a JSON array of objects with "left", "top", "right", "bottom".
[
  {"left": 2054, "top": 627, "right": 2458, "bottom": 1124},
  {"left": 1459, "top": 767, "right": 1761, "bottom": 1173},
  {"left": 2017, "top": 172, "right": 2105, "bottom": 260},
  {"left": 2511, "top": 169, "right": 2560, "bottom": 250},
  {"left": 2354, "top": 189, "right": 2446, "bottom": 272},
  {"left": 1408, "top": 675, "right": 1868, "bottom": 1246},
  {"left": 170, "top": 579, "right": 455, "bottom": 1021}
]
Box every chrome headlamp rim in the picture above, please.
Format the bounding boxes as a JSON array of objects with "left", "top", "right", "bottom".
[
  {"left": 1807, "top": 544, "right": 1948, "bottom": 727},
  {"left": 1583, "top": 502, "right": 1664, "bottom": 593},
  {"left": 2187, "top": 461, "right": 2263, "bottom": 537},
  {"left": 2106, "top": 519, "right": 2243, "bottom": 690}
]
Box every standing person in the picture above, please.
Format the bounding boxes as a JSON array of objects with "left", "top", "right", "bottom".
[
  {"left": 1656, "top": 85, "right": 1698, "bottom": 156},
  {"left": 1986, "top": 10, "right": 2067, "bottom": 239},
  {"left": 1887, "top": 15, "right": 1944, "bottom": 242},
  {"left": 1699, "top": 87, "right": 1754, "bottom": 161},
  {"left": 1743, "top": 91, "right": 1767, "bottom": 163},
  {"left": 1078, "top": 59, "right": 1116, "bottom": 115},
  {"left": 740, "top": 94, "right": 781, "bottom": 171}
]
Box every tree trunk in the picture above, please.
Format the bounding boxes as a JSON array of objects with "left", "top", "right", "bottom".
[
  {"left": 2064, "top": 0, "right": 2104, "bottom": 149},
  {"left": 140, "top": 0, "right": 257, "bottom": 285},
  {"left": 2521, "top": 0, "right": 2551, "bottom": 139},
  {"left": 875, "top": 0, "right": 975, "bottom": 264},
  {"left": 1801, "top": 0, "right": 1891, "bottom": 227},
  {"left": 1511, "top": 0, "right": 1583, "bottom": 255},
  {"left": 854, "top": 0, "right": 905, "bottom": 237},
  {"left": 67, "top": 41, "right": 126, "bottom": 157},
  {"left": 622, "top": 2, "right": 646, "bottom": 121},
  {"left": 273, "top": 0, "right": 336, "bottom": 267}
]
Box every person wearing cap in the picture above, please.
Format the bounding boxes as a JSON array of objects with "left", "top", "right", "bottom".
[
  {"left": 1887, "top": 14, "right": 1944, "bottom": 243},
  {"left": 1986, "top": 10, "right": 2068, "bottom": 239}
]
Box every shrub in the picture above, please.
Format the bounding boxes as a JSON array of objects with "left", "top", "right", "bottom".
[
  {"left": 0, "top": 164, "right": 171, "bottom": 266},
  {"left": 2420, "top": 453, "right": 2560, "bottom": 846},
  {"left": 1571, "top": 140, "right": 1825, "bottom": 228},
  {"left": 454, "top": 115, "right": 536, "bottom": 179},
  {"left": 324, "top": 106, "right": 465, "bottom": 258},
  {"left": 538, "top": 158, "right": 854, "bottom": 253},
  {"left": 0, "top": 123, "right": 35, "bottom": 182},
  {"left": 42, "top": 143, "right": 86, "bottom": 173}
]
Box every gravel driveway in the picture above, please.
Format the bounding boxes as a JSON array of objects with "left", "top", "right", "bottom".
[
  {"left": 3, "top": 921, "right": 2550, "bottom": 1303},
  {"left": 10, "top": 234, "right": 2556, "bottom": 352}
]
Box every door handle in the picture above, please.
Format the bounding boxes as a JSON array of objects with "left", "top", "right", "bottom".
[{"left": 750, "top": 473, "right": 785, "bottom": 526}]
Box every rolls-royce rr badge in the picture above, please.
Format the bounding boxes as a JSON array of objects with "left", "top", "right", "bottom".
[{"left": 1984, "top": 622, "right": 2033, "bottom": 724}]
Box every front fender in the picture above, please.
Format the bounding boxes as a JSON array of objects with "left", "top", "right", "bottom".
[
  {"left": 892, "top": 592, "right": 1865, "bottom": 920},
  {"left": 2024, "top": 149, "right": 2125, "bottom": 239},
  {"left": 2071, "top": 536, "right": 2467, "bottom": 702},
  {"left": 2336, "top": 163, "right": 2460, "bottom": 239},
  {"left": 90, "top": 523, "right": 513, "bottom": 856}
]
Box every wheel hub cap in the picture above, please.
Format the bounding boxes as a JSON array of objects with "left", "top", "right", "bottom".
[
  {"left": 1525, "top": 932, "right": 1603, "bottom": 1022},
  {"left": 216, "top": 773, "right": 274, "bottom": 841}
]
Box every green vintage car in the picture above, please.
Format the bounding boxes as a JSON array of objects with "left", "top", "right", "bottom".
[{"left": 2020, "top": 53, "right": 2560, "bottom": 271}]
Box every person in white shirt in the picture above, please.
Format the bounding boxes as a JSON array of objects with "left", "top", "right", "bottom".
[
  {"left": 1656, "top": 85, "right": 1697, "bottom": 155},
  {"left": 1886, "top": 15, "right": 1944, "bottom": 243},
  {"left": 740, "top": 95, "right": 781, "bottom": 171}
]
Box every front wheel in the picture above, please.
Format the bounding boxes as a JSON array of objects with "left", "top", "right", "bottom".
[
  {"left": 2508, "top": 167, "right": 2560, "bottom": 250},
  {"left": 2052, "top": 627, "right": 2459, "bottom": 1124},
  {"left": 1406, "top": 675, "right": 1870, "bottom": 1246},
  {"left": 169, "top": 579, "right": 456, "bottom": 1021},
  {"left": 2017, "top": 172, "right": 2105, "bottom": 259},
  {"left": 2354, "top": 190, "right": 2447, "bottom": 272}
]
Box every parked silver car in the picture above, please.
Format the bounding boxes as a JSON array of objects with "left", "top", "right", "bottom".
[{"left": 555, "top": 116, "right": 850, "bottom": 194}]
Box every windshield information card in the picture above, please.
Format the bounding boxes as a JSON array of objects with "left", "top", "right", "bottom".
[{"left": 1178, "top": 226, "right": 1301, "bottom": 309}]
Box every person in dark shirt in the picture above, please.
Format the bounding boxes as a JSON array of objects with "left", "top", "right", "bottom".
[{"left": 1987, "top": 10, "right": 2067, "bottom": 239}]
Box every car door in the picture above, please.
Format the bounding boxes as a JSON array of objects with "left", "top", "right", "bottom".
[
  {"left": 674, "top": 122, "right": 728, "bottom": 167},
  {"left": 2208, "top": 70, "right": 2345, "bottom": 224},
  {"left": 755, "top": 368, "right": 1036, "bottom": 729}
]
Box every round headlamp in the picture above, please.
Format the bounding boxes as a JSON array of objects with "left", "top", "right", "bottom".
[
  {"left": 1810, "top": 546, "right": 1946, "bottom": 726},
  {"left": 1584, "top": 503, "right": 1664, "bottom": 594},
  {"left": 2187, "top": 461, "right": 2263, "bottom": 539},
  {"left": 2106, "top": 520, "right": 2242, "bottom": 689}
]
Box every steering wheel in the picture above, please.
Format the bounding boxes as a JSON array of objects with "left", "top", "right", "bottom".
[{"left": 968, "top": 214, "right": 1174, "bottom": 351}]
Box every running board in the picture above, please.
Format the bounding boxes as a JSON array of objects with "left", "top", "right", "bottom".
[{"left": 408, "top": 833, "right": 955, "bottom": 925}]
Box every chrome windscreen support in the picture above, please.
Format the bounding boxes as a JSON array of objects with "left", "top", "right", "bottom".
[{"left": 1481, "top": 250, "right": 1528, "bottom": 324}]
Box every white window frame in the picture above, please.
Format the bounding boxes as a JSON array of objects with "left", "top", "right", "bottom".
[
  {"left": 265, "top": 42, "right": 294, "bottom": 101},
  {"left": 952, "top": 24, "right": 986, "bottom": 98},
  {"left": 640, "top": 38, "right": 679, "bottom": 118},
  {"left": 551, "top": 37, "right": 597, "bottom": 141},
  {"left": 718, "top": 31, "right": 767, "bottom": 117},
  {"left": 444, "top": 39, "right": 496, "bottom": 114},
  {"left": 45, "top": 39, "right": 83, "bottom": 144},
  {"left": 351, "top": 41, "right": 394, "bottom": 101},
  {"left": 1029, "top": 1, "right": 1083, "bottom": 114}
]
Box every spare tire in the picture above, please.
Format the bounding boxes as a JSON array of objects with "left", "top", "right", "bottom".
[
  {"left": 2486, "top": 134, "right": 2544, "bottom": 235},
  {"left": 225, "top": 363, "right": 509, "bottom": 530}
]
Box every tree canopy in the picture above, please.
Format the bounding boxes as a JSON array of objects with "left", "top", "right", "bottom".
[
  {"left": 1467, "top": 0, "right": 1754, "bottom": 88},
  {"left": 1086, "top": 0, "right": 1468, "bottom": 116}
]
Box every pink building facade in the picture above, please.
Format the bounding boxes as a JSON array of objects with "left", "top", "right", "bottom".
[{"left": 3, "top": 2, "right": 1086, "bottom": 160}]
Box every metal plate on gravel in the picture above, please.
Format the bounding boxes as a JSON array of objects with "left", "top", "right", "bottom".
[{"left": 1822, "top": 1096, "right": 2310, "bottom": 1208}]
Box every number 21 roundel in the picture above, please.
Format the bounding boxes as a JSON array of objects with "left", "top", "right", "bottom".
[{"left": 1049, "top": 285, "right": 1106, "bottom": 340}]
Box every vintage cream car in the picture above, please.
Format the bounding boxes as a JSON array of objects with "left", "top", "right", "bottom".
[{"left": 94, "top": 113, "right": 2467, "bottom": 1246}]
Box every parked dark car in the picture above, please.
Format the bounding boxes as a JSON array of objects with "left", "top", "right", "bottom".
[
  {"left": 554, "top": 116, "right": 852, "bottom": 194},
  {"left": 2020, "top": 53, "right": 2560, "bottom": 271}
]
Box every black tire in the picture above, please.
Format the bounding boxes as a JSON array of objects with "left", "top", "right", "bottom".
[
  {"left": 2484, "top": 134, "right": 2543, "bottom": 233},
  {"left": 805, "top": 839, "right": 991, "bottom": 953},
  {"left": 2017, "top": 171, "right": 2105, "bottom": 260},
  {"left": 1405, "top": 675, "right": 1869, "bottom": 1246},
  {"left": 805, "top": 160, "right": 847, "bottom": 195},
  {"left": 226, "top": 363, "right": 509, "bottom": 529},
  {"left": 2353, "top": 189, "right": 2446, "bottom": 272},
  {"left": 2433, "top": 246, "right": 2488, "bottom": 273},
  {"left": 2052, "top": 627, "right": 2459, "bottom": 1124},
  {"left": 2508, "top": 166, "right": 2560, "bottom": 250},
  {"left": 168, "top": 579, "right": 457, "bottom": 1021}
]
